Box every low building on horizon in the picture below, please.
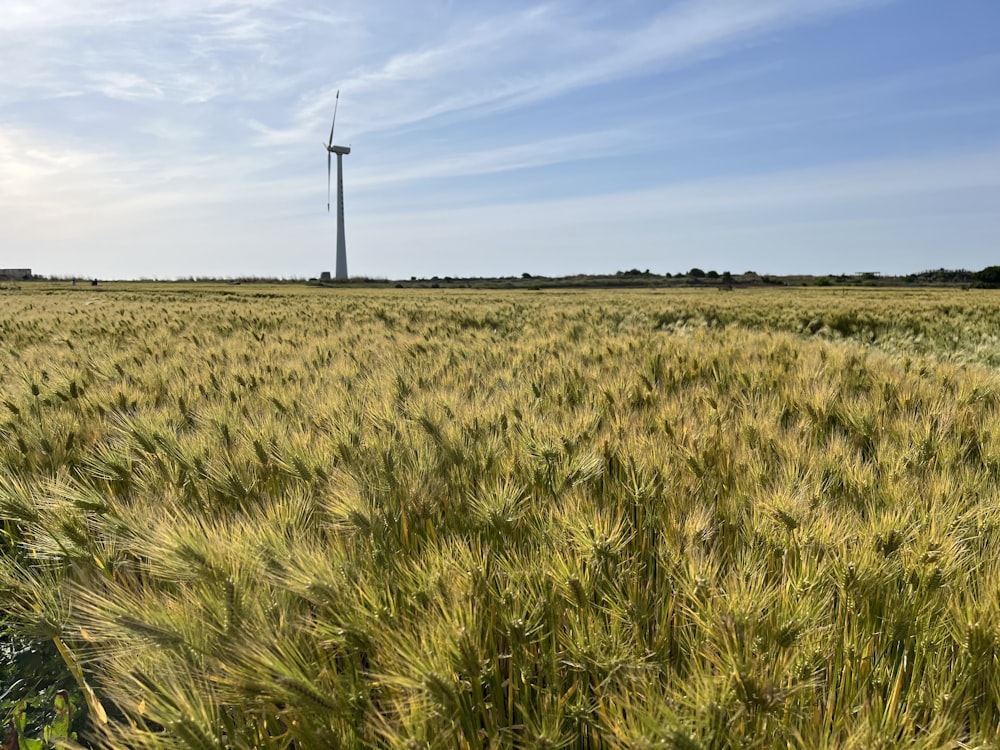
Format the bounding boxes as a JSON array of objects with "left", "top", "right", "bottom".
[{"left": 0, "top": 268, "right": 31, "bottom": 280}]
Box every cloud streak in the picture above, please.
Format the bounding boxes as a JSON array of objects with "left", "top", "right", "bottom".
[
  {"left": 257, "top": 0, "right": 894, "bottom": 144},
  {"left": 355, "top": 146, "right": 1000, "bottom": 223}
]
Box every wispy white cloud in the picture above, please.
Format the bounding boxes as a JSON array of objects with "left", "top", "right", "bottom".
[
  {"left": 0, "top": 0, "right": 279, "bottom": 33},
  {"left": 351, "top": 129, "right": 644, "bottom": 188},
  {"left": 0, "top": 0, "right": 303, "bottom": 111},
  {"left": 355, "top": 146, "right": 1000, "bottom": 222},
  {"left": 0, "top": 124, "right": 299, "bottom": 228},
  {"left": 1, "top": 0, "right": 893, "bottom": 141},
  {"left": 86, "top": 72, "right": 164, "bottom": 102},
  {"left": 0, "top": 128, "right": 107, "bottom": 195},
  {"left": 264, "top": 0, "right": 892, "bottom": 146},
  {"left": 5, "top": 0, "right": 998, "bottom": 279}
]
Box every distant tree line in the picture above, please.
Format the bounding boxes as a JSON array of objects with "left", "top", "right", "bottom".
[{"left": 17, "top": 265, "right": 1000, "bottom": 288}]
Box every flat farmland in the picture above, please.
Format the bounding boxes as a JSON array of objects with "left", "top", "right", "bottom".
[{"left": 3, "top": 284, "right": 1000, "bottom": 748}]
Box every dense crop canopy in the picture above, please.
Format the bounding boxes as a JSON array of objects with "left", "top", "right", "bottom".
[{"left": 3, "top": 284, "right": 1000, "bottom": 748}]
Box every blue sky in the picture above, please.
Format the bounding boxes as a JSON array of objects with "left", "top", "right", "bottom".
[{"left": 2, "top": 0, "right": 998, "bottom": 279}]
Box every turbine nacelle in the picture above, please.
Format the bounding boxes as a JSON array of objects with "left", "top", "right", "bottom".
[{"left": 326, "top": 144, "right": 351, "bottom": 155}]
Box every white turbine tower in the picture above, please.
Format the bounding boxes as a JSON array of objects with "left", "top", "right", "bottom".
[{"left": 324, "top": 90, "right": 350, "bottom": 279}]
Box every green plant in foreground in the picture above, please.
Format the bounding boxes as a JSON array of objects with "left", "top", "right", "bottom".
[
  {"left": 8, "top": 691, "right": 74, "bottom": 750},
  {"left": 1, "top": 632, "right": 87, "bottom": 750}
]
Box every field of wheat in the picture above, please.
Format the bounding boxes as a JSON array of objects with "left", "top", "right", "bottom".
[{"left": 3, "top": 283, "right": 1000, "bottom": 748}]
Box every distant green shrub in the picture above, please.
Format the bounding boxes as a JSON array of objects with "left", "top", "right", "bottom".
[{"left": 975, "top": 266, "right": 1000, "bottom": 287}]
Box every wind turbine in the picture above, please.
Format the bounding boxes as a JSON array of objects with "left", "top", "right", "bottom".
[{"left": 324, "top": 90, "right": 350, "bottom": 280}]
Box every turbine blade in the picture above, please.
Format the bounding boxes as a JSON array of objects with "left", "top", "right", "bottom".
[
  {"left": 327, "top": 152, "right": 332, "bottom": 212},
  {"left": 327, "top": 89, "right": 339, "bottom": 146}
]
